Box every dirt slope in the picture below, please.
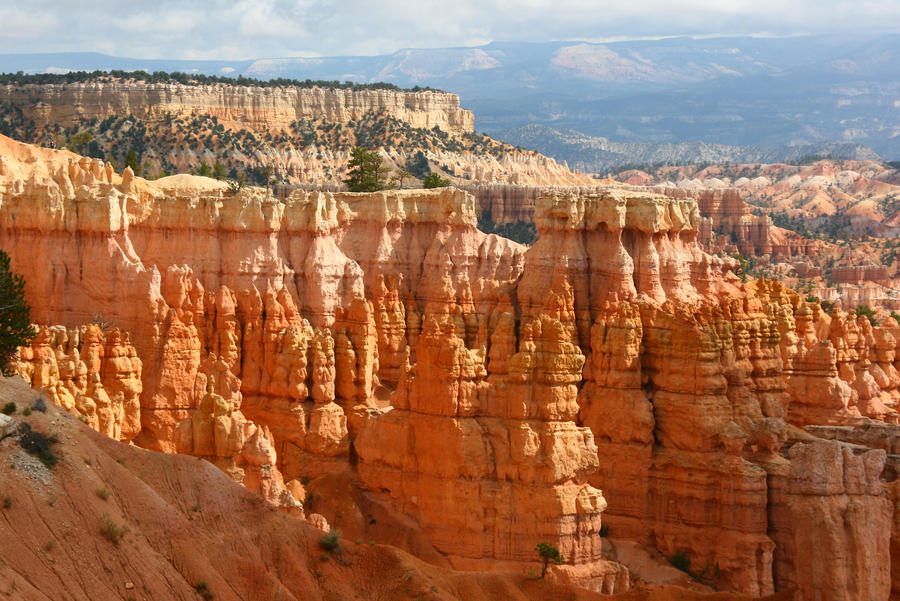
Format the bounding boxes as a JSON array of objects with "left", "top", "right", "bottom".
[
  {"left": 0, "top": 375, "right": 793, "bottom": 601},
  {"left": 0, "top": 376, "right": 616, "bottom": 601}
]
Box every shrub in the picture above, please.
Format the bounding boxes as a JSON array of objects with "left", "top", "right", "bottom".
[
  {"left": 598, "top": 525, "right": 610, "bottom": 537},
  {"left": 195, "top": 581, "right": 213, "bottom": 600},
  {"left": 18, "top": 425, "right": 59, "bottom": 468},
  {"left": 96, "top": 487, "right": 110, "bottom": 501},
  {"left": 2, "top": 496, "right": 11, "bottom": 509},
  {"left": 406, "top": 151, "right": 430, "bottom": 179},
  {"left": 855, "top": 304, "right": 877, "bottom": 326},
  {"left": 319, "top": 529, "right": 341, "bottom": 553},
  {"left": 670, "top": 550, "right": 691, "bottom": 573},
  {"left": 1, "top": 402, "right": 15, "bottom": 415},
  {"left": 535, "top": 542, "right": 563, "bottom": 577},
  {"left": 732, "top": 253, "right": 748, "bottom": 282},
  {"left": 226, "top": 173, "right": 246, "bottom": 194},
  {"left": 100, "top": 514, "right": 128, "bottom": 546},
  {"left": 422, "top": 173, "right": 450, "bottom": 188}
]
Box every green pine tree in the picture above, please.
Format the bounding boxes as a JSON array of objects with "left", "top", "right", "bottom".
[
  {"left": 535, "top": 542, "right": 563, "bottom": 578},
  {"left": 344, "top": 148, "right": 390, "bottom": 192},
  {"left": 0, "top": 249, "right": 35, "bottom": 375},
  {"left": 423, "top": 173, "right": 450, "bottom": 188}
]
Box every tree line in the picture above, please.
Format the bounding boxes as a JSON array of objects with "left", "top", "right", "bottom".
[{"left": 0, "top": 70, "right": 441, "bottom": 93}]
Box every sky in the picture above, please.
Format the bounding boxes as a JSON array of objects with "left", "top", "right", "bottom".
[{"left": 1, "top": 0, "right": 898, "bottom": 59}]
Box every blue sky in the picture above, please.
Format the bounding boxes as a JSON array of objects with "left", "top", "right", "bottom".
[{"left": 1, "top": 0, "right": 898, "bottom": 59}]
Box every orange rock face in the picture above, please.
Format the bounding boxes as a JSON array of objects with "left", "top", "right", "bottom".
[
  {"left": 5, "top": 134, "right": 900, "bottom": 597},
  {"left": 16, "top": 324, "right": 142, "bottom": 441}
]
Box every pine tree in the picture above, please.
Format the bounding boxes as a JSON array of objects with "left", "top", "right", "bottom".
[
  {"left": 344, "top": 148, "right": 390, "bottom": 192},
  {"left": 535, "top": 542, "right": 563, "bottom": 577},
  {"left": 423, "top": 173, "right": 450, "bottom": 188},
  {"left": 0, "top": 249, "right": 35, "bottom": 375}
]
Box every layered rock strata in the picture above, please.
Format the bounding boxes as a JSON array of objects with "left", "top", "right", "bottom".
[
  {"left": 5, "top": 135, "right": 900, "bottom": 597},
  {"left": 0, "top": 81, "right": 475, "bottom": 135}
]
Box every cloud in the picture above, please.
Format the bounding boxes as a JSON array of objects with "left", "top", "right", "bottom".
[
  {"left": 114, "top": 9, "right": 203, "bottom": 35},
  {"left": 0, "top": 0, "right": 897, "bottom": 59},
  {"left": 0, "top": 5, "right": 63, "bottom": 39}
]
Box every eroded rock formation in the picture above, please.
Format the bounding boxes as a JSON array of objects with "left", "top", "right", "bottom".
[
  {"left": 15, "top": 324, "right": 142, "bottom": 441},
  {"left": 5, "top": 134, "right": 900, "bottom": 597},
  {"left": 0, "top": 81, "right": 475, "bottom": 136}
]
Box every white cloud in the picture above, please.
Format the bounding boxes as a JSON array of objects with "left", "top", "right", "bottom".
[
  {"left": 0, "top": 6, "right": 63, "bottom": 39},
  {"left": 0, "top": 0, "right": 897, "bottom": 58},
  {"left": 114, "top": 10, "right": 202, "bottom": 35}
]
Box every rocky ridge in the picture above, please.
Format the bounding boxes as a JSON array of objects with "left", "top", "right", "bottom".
[
  {"left": 0, "top": 80, "right": 475, "bottom": 135},
  {"left": 0, "top": 78, "right": 593, "bottom": 188},
  {"left": 4, "top": 135, "right": 900, "bottom": 599},
  {"left": 500, "top": 124, "right": 883, "bottom": 174}
]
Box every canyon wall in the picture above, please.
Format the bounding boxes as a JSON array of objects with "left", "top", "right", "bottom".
[
  {"left": 0, "top": 81, "right": 475, "bottom": 135},
  {"left": 4, "top": 134, "right": 900, "bottom": 597}
]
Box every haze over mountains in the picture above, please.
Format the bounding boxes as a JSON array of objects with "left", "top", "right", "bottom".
[{"left": 3, "top": 34, "right": 899, "bottom": 163}]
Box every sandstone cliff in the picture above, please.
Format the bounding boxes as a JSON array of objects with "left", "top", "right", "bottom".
[
  {"left": 0, "top": 80, "right": 475, "bottom": 135},
  {"left": 4, "top": 134, "right": 900, "bottom": 597}
]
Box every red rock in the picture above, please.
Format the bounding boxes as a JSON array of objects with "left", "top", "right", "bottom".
[{"left": 7, "top": 134, "right": 900, "bottom": 597}]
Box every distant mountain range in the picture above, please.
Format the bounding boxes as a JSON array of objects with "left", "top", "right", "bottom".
[
  {"left": 2, "top": 34, "right": 899, "bottom": 161},
  {"left": 500, "top": 124, "right": 884, "bottom": 173}
]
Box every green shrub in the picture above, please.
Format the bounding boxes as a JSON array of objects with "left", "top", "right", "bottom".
[
  {"left": 855, "top": 304, "right": 877, "bottom": 326},
  {"left": 319, "top": 529, "right": 341, "bottom": 553},
  {"left": 598, "top": 525, "right": 610, "bottom": 537},
  {"left": 422, "top": 173, "right": 450, "bottom": 188},
  {"left": 99, "top": 514, "right": 128, "bottom": 546},
  {"left": 195, "top": 581, "right": 213, "bottom": 600},
  {"left": 18, "top": 426, "right": 59, "bottom": 468},
  {"left": 1, "top": 402, "right": 15, "bottom": 415},
  {"left": 669, "top": 550, "right": 691, "bottom": 573},
  {"left": 96, "top": 487, "right": 110, "bottom": 501}
]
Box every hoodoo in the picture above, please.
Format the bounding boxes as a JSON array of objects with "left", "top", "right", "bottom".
[{"left": 4, "top": 133, "right": 900, "bottom": 599}]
